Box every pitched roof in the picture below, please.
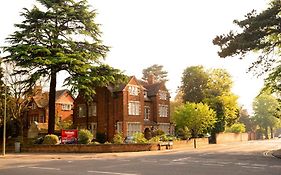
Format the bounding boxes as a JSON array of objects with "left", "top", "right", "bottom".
[{"left": 33, "top": 89, "right": 71, "bottom": 108}]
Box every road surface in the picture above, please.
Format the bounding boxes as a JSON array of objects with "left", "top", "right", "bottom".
[{"left": 0, "top": 139, "right": 281, "bottom": 175}]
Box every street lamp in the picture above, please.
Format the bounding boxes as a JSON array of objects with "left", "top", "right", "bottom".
[{"left": 2, "top": 85, "right": 6, "bottom": 156}]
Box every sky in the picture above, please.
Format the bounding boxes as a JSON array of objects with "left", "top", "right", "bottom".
[{"left": 0, "top": 0, "right": 271, "bottom": 114}]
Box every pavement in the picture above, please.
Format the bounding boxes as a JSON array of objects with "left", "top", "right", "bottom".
[{"left": 272, "top": 149, "right": 281, "bottom": 159}]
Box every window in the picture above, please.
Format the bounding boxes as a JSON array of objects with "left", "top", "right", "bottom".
[
  {"left": 128, "top": 101, "right": 140, "bottom": 115},
  {"left": 128, "top": 86, "right": 139, "bottom": 96},
  {"left": 78, "top": 104, "right": 86, "bottom": 118},
  {"left": 88, "top": 103, "right": 97, "bottom": 117},
  {"left": 31, "top": 103, "right": 37, "bottom": 110},
  {"left": 62, "top": 104, "right": 72, "bottom": 111},
  {"left": 144, "top": 106, "right": 150, "bottom": 120},
  {"left": 116, "top": 122, "right": 123, "bottom": 133},
  {"left": 127, "top": 122, "right": 141, "bottom": 136},
  {"left": 144, "top": 91, "right": 148, "bottom": 98},
  {"left": 158, "top": 123, "right": 170, "bottom": 134},
  {"left": 88, "top": 123, "right": 97, "bottom": 138},
  {"left": 159, "top": 91, "right": 167, "bottom": 100},
  {"left": 159, "top": 104, "right": 168, "bottom": 117}
]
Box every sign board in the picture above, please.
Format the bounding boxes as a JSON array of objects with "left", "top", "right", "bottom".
[{"left": 61, "top": 129, "right": 78, "bottom": 144}]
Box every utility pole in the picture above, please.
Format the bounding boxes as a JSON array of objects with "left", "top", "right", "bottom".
[{"left": 2, "top": 85, "right": 6, "bottom": 156}]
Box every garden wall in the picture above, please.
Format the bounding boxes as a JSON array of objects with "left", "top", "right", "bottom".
[{"left": 216, "top": 133, "right": 248, "bottom": 144}]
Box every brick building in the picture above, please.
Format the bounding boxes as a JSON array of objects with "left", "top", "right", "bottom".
[
  {"left": 26, "top": 86, "right": 74, "bottom": 131},
  {"left": 73, "top": 76, "right": 173, "bottom": 141}
]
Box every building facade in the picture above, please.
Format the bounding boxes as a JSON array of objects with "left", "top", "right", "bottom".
[
  {"left": 26, "top": 86, "right": 74, "bottom": 131},
  {"left": 73, "top": 76, "right": 173, "bottom": 141}
]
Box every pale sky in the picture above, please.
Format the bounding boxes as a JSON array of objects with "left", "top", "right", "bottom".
[{"left": 0, "top": 0, "right": 270, "bottom": 114}]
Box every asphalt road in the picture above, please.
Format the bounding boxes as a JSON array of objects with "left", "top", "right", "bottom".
[{"left": 0, "top": 139, "right": 281, "bottom": 175}]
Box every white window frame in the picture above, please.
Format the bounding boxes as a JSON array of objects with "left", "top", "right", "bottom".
[
  {"left": 127, "top": 122, "right": 141, "bottom": 136},
  {"left": 62, "top": 104, "right": 72, "bottom": 111},
  {"left": 128, "top": 85, "right": 139, "bottom": 96},
  {"left": 159, "top": 104, "right": 168, "bottom": 117},
  {"left": 158, "top": 123, "right": 170, "bottom": 134},
  {"left": 159, "top": 90, "right": 167, "bottom": 100},
  {"left": 116, "top": 122, "right": 123, "bottom": 133},
  {"left": 144, "top": 91, "right": 148, "bottom": 98},
  {"left": 144, "top": 106, "right": 150, "bottom": 121},
  {"left": 128, "top": 101, "right": 140, "bottom": 115}
]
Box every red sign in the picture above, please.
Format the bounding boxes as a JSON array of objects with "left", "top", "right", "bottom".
[{"left": 61, "top": 129, "right": 78, "bottom": 144}]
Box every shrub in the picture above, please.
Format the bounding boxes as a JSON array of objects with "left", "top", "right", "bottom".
[
  {"left": 176, "top": 127, "right": 191, "bottom": 140},
  {"left": 43, "top": 134, "right": 59, "bottom": 145},
  {"left": 149, "top": 136, "right": 161, "bottom": 143},
  {"left": 96, "top": 132, "right": 107, "bottom": 143},
  {"left": 152, "top": 129, "right": 165, "bottom": 137},
  {"left": 78, "top": 129, "right": 93, "bottom": 144},
  {"left": 225, "top": 123, "right": 246, "bottom": 133},
  {"left": 112, "top": 132, "right": 124, "bottom": 144},
  {"left": 133, "top": 132, "right": 148, "bottom": 143}
]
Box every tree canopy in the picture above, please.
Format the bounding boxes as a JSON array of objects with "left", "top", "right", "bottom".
[
  {"left": 142, "top": 64, "right": 168, "bottom": 83},
  {"left": 174, "top": 102, "right": 216, "bottom": 137},
  {"left": 213, "top": 0, "right": 281, "bottom": 92},
  {"left": 2, "top": 0, "right": 123, "bottom": 134}
]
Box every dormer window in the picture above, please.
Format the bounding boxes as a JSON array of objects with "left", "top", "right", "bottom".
[
  {"left": 144, "top": 91, "right": 148, "bottom": 98},
  {"left": 159, "top": 91, "right": 167, "bottom": 100},
  {"left": 128, "top": 86, "right": 139, "bottom": 96}
]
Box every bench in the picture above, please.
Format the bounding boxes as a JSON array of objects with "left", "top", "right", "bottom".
[{"left": 158, "top": 141, "right": 173, "bottom": 150}]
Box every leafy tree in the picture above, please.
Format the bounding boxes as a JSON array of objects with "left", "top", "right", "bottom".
[
  {"left": 174, "top": 102, "right": 216, "bottom": 137},
  {"left": 142, "top": 64, "right": 168, "bottom": 83},
  {"left": 213, "top": 0, "right": 281, "bottom": 92},
  {"left": 204, "top": 69, "right": 239, "bottom": 133},
  {"left": 3, "top": 0, "right": 115, "bottom": 134},
  {"left": 180, "top": 66, "right": 208, "bottom": 103},
  {"left": 253, "top": 91, "right": 280, "bottom": 139},
  {"left": 238, "top": 108, "right": 257, "bottom": 132},
  {"left": 225, "top": 123, "right": 246, "bottom": 133}
]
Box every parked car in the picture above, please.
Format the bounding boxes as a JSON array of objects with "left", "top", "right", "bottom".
[{"left": 278, "top": 134, "right": 281, "bottom": 138}]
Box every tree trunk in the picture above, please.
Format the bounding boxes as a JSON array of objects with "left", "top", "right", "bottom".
[
  {"left": 265, "top": 127, "right": 269, "bottom": 139},
  {"left": 86, "top": 102, "right": 89, "bottom": 130},
  {"left": 270, "top": 127, "right": 274, "bottom": 139},
  {"left": 48, "top": 71, "right": 57, "bottom": 134}
]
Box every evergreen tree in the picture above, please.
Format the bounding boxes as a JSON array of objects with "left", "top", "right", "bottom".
[{"left": 3, "top": 0, "right": 112, "bottom": 134}]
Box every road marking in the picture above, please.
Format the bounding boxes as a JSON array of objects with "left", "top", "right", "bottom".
[
  {"left": 202, "top": 163, "right": 224, "bottom": 167},
  {"left": 28, "top": 166, "right": 60, "bottom": 171},
  {"left": 270, "top": 165, "right": 281, "bottom": 168},
  {"left": 235, "top": 162, "right": 249, "bottom": 166},
  {"left": 172, "top": 157, "right": 190, "bottom": 162},
  {"left": 242, "top": 166, "right": 265, "bottom": 169},
  {"left": 88, "top": 171, "right": 138, "bottom": 175},
  {"left": 252, "top": 164, "right": 267, "bottom": 167}
]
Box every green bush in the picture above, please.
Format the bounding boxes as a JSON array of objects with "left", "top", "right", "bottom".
[
  {"left": 176, "top": 127, "right": 191, "bottom": 140},
  {"left": 96, "top": 132, "right": 107, "bottom": 143},
  {"left": 78, "top": 129, "right": 93, "bottom": 144},
  {"left": 112, "top": 132, "right": 124, "bottom": 144},
  {"left": 152, "top": 129, "right": 165, "bottom": 137},
  {"left": 133, "top": 132, "right": 148, "bottom": 143},
  {"left": 225, "top": 123, "right": 246, "bottom": 133},
  {"left": 43, "top": 134, "right": 59, "bottom": 145},
  {"left": 149, "top": 136, "right": 161, "bottom": 143}
]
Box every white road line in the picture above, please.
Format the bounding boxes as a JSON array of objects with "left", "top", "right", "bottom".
[
  {"left": 88, "top": 171, "right": 138, "bottom": 175},
  {"left": 235, "top": 162, "right": 250, "bottom": 166},
  {"left": 172, "top": 157, "right": 191, "bottom": 162},
  {"left": 270, "top": 165, "right": 281, "bottom": 168},
  {"left": 202, "top": 163, "right": 224, "bottom": 167},
  {"left": 252, "top": 164, "right": 267, "bottom": 167},
  {"left": 28, "top": 166, "right": 60, "bottom": 171},
  {"left": 242, "top": 166, "right": 265, "bottom": 169}
]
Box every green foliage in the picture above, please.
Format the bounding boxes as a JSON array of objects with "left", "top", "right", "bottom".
[
  {"left": 42, "top": 134, "right": 59, "bottom": 145},
  {"left": 142, "top": 64, "right": 168, "bottom": 82},
  {"left": 181, "top": 66, "right": 208, "bottom": 103},
  {"left": 176, "top": 126, "right": 192, "bottom": 140},
  {"left": 239, "top": 108, "right": 257, "bottom": 132},
  {"left": 225, "top": 123, "right": 246, "bottom": 133},
  {"left": 152, "top": 129, "right": 165, "bottom": 137},
  {"left": 213, "top": 0, "right": 281, "bottom": 93},
  {"left": 2, "top": 0, "right": 126, "bottom": 134},
  {"left": 174, "top": 102, "right": 216, "bottom": 137},
  {"left": 78, "top": 129, "right": 93, "bottom": 144},
  {"left": 96, "top": 132, "right": 107, "bottom": 143},
  {"left": 112, "top": 132, "right": 124, "bottom": 144},
  {"left": 252, "top": 91, "right": 280, "bottom": 138},
  {"left": 149, "top": 136, "right": 161, "bottom": 143},
  {"left": 132, "top": 132, "right": 148, "bottom": 144}
]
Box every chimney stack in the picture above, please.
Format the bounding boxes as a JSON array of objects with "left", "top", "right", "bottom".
[{"left": 148, "top": 74, "right": 155, "bottom": 84}]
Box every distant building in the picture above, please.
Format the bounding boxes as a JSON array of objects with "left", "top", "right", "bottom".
[
  {"left": 73, "top": 75, "right": 173, "bottom": 141},
  {"left": 26, "top": 86, "right": 74, "bottom": 132}
]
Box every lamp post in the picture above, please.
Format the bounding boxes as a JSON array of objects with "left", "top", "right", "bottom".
[{"left": 2, "top": 85, "right": 6, "bottom": 156}]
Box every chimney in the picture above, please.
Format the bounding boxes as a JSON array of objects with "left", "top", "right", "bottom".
[{"left": 148, "top": 74, "right": 155, "bottom": 84}]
